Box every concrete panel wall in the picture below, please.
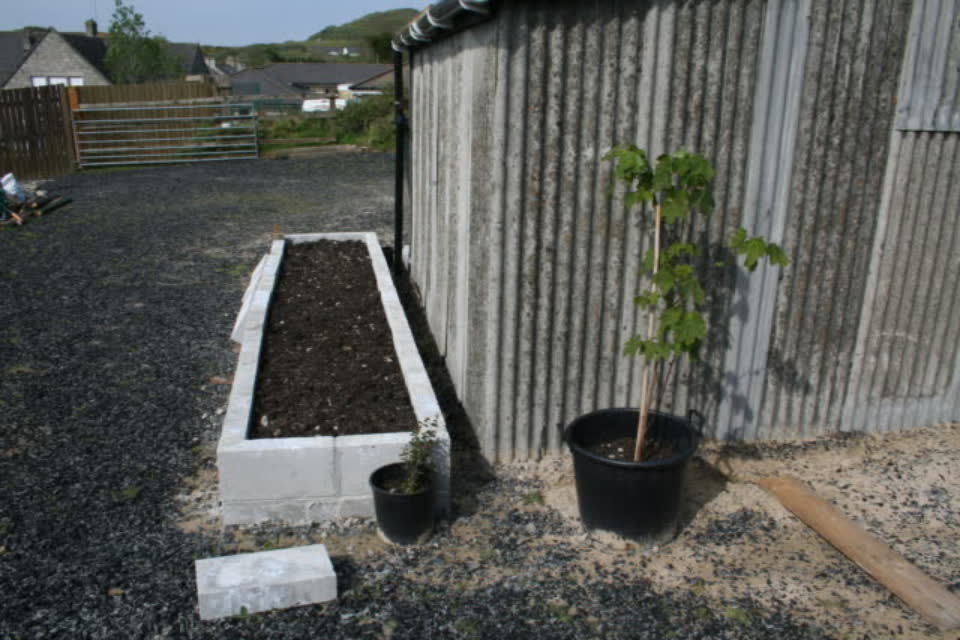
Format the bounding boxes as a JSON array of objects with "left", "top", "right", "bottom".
[
  {"left": 408, "top": 0, "right": 958, "bottom": 461},
  {"left": 411, "top": 0, "right": 769, "bottom": 459},
  {"left": 895, "top": 0, "right": 960, "bottom": 132},
  {"left": 761, "top": 0, "right": 914, "bottom": 437},
  {"left": 844, "top": 129, "right": 960, "bottom": 432}
]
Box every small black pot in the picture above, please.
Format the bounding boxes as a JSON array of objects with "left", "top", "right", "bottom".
[
  {"left": 564, "top": 408, "right": 702, "bottom": 545},
  {"left": 370, "top": 463, "right": 435, "bottom": 545}
]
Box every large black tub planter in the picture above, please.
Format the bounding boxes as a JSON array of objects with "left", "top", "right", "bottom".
[{"left": 565, "top": 408, "right": 701, "bottom": 546}]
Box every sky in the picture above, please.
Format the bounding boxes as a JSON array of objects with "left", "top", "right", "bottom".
[{"left": 1, "top": 0, "right": 422, "bottom": 46}]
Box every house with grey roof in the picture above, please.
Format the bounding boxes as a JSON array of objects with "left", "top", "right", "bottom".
[
  {"left": 0, "top": 19, "right": 209, "bottom": 90},
  {"left": 0, "top": 24, "right": 109, "bottom": 89}
]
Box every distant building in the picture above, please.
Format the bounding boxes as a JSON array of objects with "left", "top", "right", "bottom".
[
  {"left": 0, "top": 19, "right": 209, "bottom": 90},
  {"left": 230, "top": 62, "right": 391, "bottom": 99},
  {"left": 0, "top": 25, "right": 109, "bottom": 89},
  {"left": 316, "top": 46, "right": 362, "bottom": 58},
  {"left": 346, "top": 64, "right": 407, "bottom": 98}
]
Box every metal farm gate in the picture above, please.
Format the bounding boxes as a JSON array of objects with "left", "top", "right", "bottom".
[{"left": 71, "top": 100, "right": 259, "bottom": 168}]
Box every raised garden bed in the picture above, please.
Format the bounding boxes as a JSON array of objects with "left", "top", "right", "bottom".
[{"left": 217, "top": 232, "right": 449, "bottom": 526}]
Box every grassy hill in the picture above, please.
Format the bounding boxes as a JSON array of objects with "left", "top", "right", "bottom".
[
  {"left": 308, "top": 9, "right": 418, "bottom": 42},
  {"left": 204, "top": 8, "right": 418, "bottom": 67}
]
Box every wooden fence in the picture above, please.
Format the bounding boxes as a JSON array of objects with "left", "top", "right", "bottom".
[
  {"left": 73, "top": 81, "right": 217, "bottom": 106},
  {"left": 0, "top": 82, "right": 230, "bottom": 179},
  {"left": 0, "top": 85, "right": 74, "bottom": 180}
]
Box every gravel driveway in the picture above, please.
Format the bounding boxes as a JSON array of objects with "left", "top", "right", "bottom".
[{"left": 1, "top": 153, "right": 955, "bottom": 639}]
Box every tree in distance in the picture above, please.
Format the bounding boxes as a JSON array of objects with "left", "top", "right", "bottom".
[{"left": 105, "top": 0, "right": 182, "bottom": 84}]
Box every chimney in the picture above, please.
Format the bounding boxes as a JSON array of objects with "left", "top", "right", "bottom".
[
  {"left": 23, "top": 30, "right": 41, "bottom": 51},
  {"left": 85, "top": 19, "right": 97, "bottom": 37}
]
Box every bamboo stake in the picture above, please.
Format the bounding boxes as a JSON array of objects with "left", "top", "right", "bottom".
[{"left": 634, "top": 202, "right": 662, "bottom": 462}]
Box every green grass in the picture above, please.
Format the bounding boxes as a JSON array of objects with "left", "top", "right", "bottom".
[
  {"left": 308, "top": 9, "right": 418, "bottom": 41},
  {"left": 522, "top": 490, "right": 545, "bottom": 505},
  {"left": 259, "top": 141, "right": 334, "bottom": 154},
  {"left": 83, "top": 165, "right": 145, "bottom": 175},
  {"left": 6, "top": 364, "right": 38, "bottom": 375},
  {"left": 259, "top": 115, "right": 334, "bottom": 140},
  {"left": 111, "top": 486, "right": 142, "bottom": 503},
  {"left": 723, "top": 606, "right": 751, "bottom": 625}
]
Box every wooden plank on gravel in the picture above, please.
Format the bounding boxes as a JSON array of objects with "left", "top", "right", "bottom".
[{"left": 758, "top": 476, "right": 960, "bottom": 631}]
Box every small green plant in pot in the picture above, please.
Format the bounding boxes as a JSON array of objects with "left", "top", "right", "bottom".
[
  {"left": 564, "top": 146, "right": 787, "bottom": 544},
  {"left": 369, "top": 427, "right": 437, "bottom": 545}
]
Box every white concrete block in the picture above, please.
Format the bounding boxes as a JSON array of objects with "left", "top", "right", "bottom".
[
  {"left": 222, "top": 499, "right": 310, "bottom": 526},
  {"left": 195, "top": 545, "right": 336, "bottom": 620},
  {"left": 219, "top": 439, "right": 336, "bottom": 502},
  {"left": 335, "top": 496, "right": 374, "bottom": 518},
  {"left": 335, "top": 432, "right": 410, "bottom": 497},
  {"left": 231, "top": 255, "right": 267, "bottom": 344}
]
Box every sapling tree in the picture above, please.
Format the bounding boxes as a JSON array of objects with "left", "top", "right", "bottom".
[
  {"left": 606, "top": 146, "right": 788, "bottom": 461},
  {"left": 398, "top": 428, "right": 437, "bottom": 494}
]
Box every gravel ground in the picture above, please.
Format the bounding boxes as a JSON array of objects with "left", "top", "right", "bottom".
[{"left": 1, "top": 152, "right": 957, "bottom": 639}]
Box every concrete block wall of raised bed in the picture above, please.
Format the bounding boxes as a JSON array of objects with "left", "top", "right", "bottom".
[{"left": 218, "top": 232, "right": 450, "bottom": 526}]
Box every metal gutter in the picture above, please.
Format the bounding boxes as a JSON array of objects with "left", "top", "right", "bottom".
[{"left": 392, "top": 0, "right": 494, "bottom": 52}]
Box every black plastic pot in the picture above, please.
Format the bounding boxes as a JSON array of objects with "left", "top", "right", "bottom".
[
  {"left": 564, "top": 408, "right": 702, "bottom": 545},
  {"left": 369, "top": 463, "right": 435, "bottom": 545}
]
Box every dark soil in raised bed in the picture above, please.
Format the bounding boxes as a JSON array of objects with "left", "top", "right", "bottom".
[{"left": 251, "top": 240, "right": 416, "bottom": 438}]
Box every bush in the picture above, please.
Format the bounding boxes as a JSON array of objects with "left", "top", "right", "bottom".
[
  {"left": 334, "top": 92, "right": 395, "bottom": 151},
  {"left": 258, "top": 115, "right": 333, "bottom": 140}
]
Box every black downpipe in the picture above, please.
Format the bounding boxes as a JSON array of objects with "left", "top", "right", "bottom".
[{"left": 393, "top": 49, "right": 406, "bottom": 276}]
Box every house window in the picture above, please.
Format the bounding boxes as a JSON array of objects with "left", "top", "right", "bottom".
[{"left": 31, "top": 76, "right": 84, "bottom": 87}]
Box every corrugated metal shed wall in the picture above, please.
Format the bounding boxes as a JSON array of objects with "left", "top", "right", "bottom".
[
  {"left": 409, "top": 0, "right": 958, "bottom": 461},
  {"left": 761, "top": 0, "right": 914, "bottom": 437},
  {"left": 845, "top": 130, "right": 960, "bottom": 432},
  {"left": 895, "top": 0, "right": 960, "bottom": 131}
]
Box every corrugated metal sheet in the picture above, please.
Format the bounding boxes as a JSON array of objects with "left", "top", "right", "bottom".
[
  {"left": 716, "top": 0, "right": 811, "bottom": 440},
  {"left": 895, "top": 0, "right": 960, "bottom": 132},
  {"left": 408, "top": 0, "right": 958, "bottom": 461},
  {"left": 411, "top": 0, "right": 769, "bottom": 459},
  {"left": 844, "top": 129, "right": 960, "bottom": 432},
  {"left": 761, "top": 0, "right": 914, "bottom": 437}
]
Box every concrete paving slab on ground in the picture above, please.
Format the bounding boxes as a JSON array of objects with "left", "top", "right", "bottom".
[{"left": 195, "top": 544, "right": 336, "bottom": 620}]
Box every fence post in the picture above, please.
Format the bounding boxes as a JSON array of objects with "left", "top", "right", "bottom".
[{"left": 63, "top": 86, "right": 79, "bottom": 169}]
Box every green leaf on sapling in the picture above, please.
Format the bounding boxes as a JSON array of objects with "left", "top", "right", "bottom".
[
  {"left": 661, "top": 190, "right": 690, "bottom": 223},
  {"left": 673, "top": 311, "right": 707, "bottom": 351},
  {"left": 730, "top": 228, "right": 787, "bottom": 271},
  {"left": 624, "top": 190, "right": 645, "bottom": 207},
  {"left": 691, "top": 188, "right": 715, "bottom": 213},
  {"left": 633, "top": 291, "right": 660, "bottom": 309},
  {"left": 640, "top": 339, "right": 673, "bottom": 360},
  {"left": 766, "top": 244, "right": 789, "bottom": 267},
  {"left": 661, "top": 243, "right": 700, "bottom": 262},
  {"left": 652, "top": 270, "right": 675, "bottom": 296},
  {"left": 623, "top": 335, "right": 644, "bottom": 356},
  {"left": 729, "top": 227, "right": 747, "bottom": 250},
  {"left": 606, "top": 145, "right": 652, "bottom": 188},
  {"left": 653, "top": 156, "right": 676, "bottom": 191},
  {"left": 641, "top": 248, "right": 657, "bottom": 273}
]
